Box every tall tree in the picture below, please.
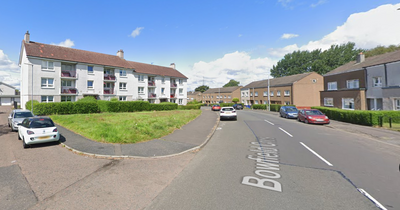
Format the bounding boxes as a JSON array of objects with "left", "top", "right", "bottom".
[
  {"left": 195, "top": 85, "right": 209, "bottom": 93},
  {"left": 223, "top": 79, "right": 240, "bottom": 87},
  {"left": 270, "top": 42, "right": 363, "bottom": 78},
  {"left": 364, "top": 44, "right": 400, "bottom": 57}
]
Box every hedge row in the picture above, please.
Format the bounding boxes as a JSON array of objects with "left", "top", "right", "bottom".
[
  {"left": 311, "top": 106, "right": 400, "bottom": 126},
  {"left": 33, "top": 102, "right": 100, "bottom": 115},
  {"left": 178, "top": 104, "right": 202, "bottom": 110},
  {"left": 252, "top": 104, "right": 296, "bottom": 112}
]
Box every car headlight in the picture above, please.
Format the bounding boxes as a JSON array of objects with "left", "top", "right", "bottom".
[{"left": 308, "top": 116, "right": 313, "bottom": 119}]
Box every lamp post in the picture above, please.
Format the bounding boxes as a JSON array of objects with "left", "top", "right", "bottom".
[{"left": 268, "top": 74, "right": 270, "bottom": 111}]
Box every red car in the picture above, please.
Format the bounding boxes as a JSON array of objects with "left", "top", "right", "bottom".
[
  {"left": 212, "top": 105, "right": 221, "bottom": 111},
  {"left": 297, "top": 109, "right": 330, "bottom": 124}
]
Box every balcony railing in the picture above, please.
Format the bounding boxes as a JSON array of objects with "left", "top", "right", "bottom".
[
  {"left": 104, "top": 75, "right": 116, "bottom": 81},
  {"left": 104, "top": 89, "right": 115, "bottom": 95},
  {"left": 171, "top": 83, "right": 177, "bottom": 88},
  {"left": 170, "top": 94, "right": 176, "bottom": 98},
  {"left": 148, "top": 81, "right": 156, "bottom": 87},
  {"left": 61, "top": 87, "right": 77, "bottom": 94},
  {"left": 148, "top": 93, "right": 156, "bottom": 98},
  {"left": 61, "top": 70, "right": 77, "bottom": 78}
]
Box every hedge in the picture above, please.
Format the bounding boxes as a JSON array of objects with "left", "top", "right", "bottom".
[
  {"left": 33, "top": 101, "right": 99, "bottom": 115},
  {"left": 252, "top": 104, "right": 296, "bottom": 112},
  {"left": 178, "top": 104, "right": 202, "bottom": 110}
]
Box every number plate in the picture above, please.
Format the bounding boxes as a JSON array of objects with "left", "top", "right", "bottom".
[
  {"left": 38, "top": 136, "right": 49, "bottom": 140},
  {"left": 226, "top": 111, "right": 231, "bottom": 114},
  {"left": 316, "top": 119, "right": 324, "bottom": 122}
]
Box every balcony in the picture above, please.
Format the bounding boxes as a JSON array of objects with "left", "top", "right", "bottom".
[
  {"left": 61, "top": 70, "right": 77, "bottom": 79},
  {"left": 61, "top": 87, "right": 78, "bottom": 95},
  {"left": 148, "top": 81, "right": 156, "bottom": 87},
  {"left": 171, "top": 83, "right": 177, "bottom": 88},
  {"left": 104, "top": 75, "right": 116, "bottom": 82},
  {"left": 170, "top": 94, "right": 176, "bottom": 98},
  {"left": 148, "top": 93, "right": 156, "bottom": 98},
  {"left": 104, "top": 89, "right": 115, "bottom": 95}
]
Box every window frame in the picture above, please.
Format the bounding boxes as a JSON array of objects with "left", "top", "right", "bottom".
[
  {"left": 395, "top": 99, "right": 400, "bottom": 110},
  {"left": 270, "top": 91, "right": 274, "bottom": 97},
  {"left": 61, "top": 80, "right": 72, "bottom": 87},
  {"left": 88, "top": 66, "right": 94, "bottom": 74},
  {"left": 119, "top": 96, "right": 127, "bottom": 101},
  {"left": 87, "top": 80, "right": 94, "bottom": 89},
  {"left": 277, "top": 90, "right": 281, "bottom": 97},
  {"left": 119, "top": 82, "right": 127, "bottom": 90},
  {"left": 138, "top": 87, "right": 144, "bottom": 94},
  {"left": 327, "top": 82, "right": 337, "bottom": 90},
  {"left": 61, "top": 96, "right": 74, "bottom": 102},
  {"left": 342, "top": 98, "right": 355, "bottom": 110},
  {"left": 284, "top": 90, "right": 290, "bottom": 96},
  {"left": 373, "top": 77, "right": 382, "bottom": 87},
  {"left": 41, "top": 60, "right": 54, "bottom": 71},
  {"left": 324, "top": 98, "right": 334, "bottom": 107},
  {"left": 41, "top": 78, "right": 54, "bottom": 88},
  {"left": 41, "top": 96, "right": 54, "bottom": 103},
  {"left": 346, "top": 79, "right": 359, "bottom": 89},
  {"left": 119, "top": 70, "right": 127, "bottom": 77},
  {"left": 138, "top": 75, "right": 144, "bottom": 82}
]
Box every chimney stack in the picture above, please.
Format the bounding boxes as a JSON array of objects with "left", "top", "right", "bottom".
[
  {"left": 24, "top": 31, "right": 30, "bottom": 43},
  {"left": 117, "top": 49, "right": 124, "bottom": 59},
  {"left": 170, "top": 63, "right": 176, "bottom": 69},
  {"left": 356, "top": 52, "right": 365, "bottom": 63}
]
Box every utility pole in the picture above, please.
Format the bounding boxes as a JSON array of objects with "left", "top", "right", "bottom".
[{"left": 268, "top": 74, "right": 270, "bottom": 112}]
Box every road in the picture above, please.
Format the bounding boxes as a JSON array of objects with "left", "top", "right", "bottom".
[{"left": 147, "top": 110, "right": 400, "bottom": 210}]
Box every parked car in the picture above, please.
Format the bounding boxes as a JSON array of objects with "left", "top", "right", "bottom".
[
  {"left": 18, "top": 117, "right": 60, "bottom": 148},
  {"left": 212, "top": 105, "right": 221, "bottom": 111},
  {"left": 297, "top": 109, "right": 330, "bottom": 124},
  {"left": 233, "top": 104, "right": 243, "bottom": 110},
  {"left": 220, "top": 107, "right": 237, "bottom": 120},
  {"left": 279, "top": 106, "right": 298, "bottom": 119},
  {"left": 8, "top": 109, "right": 34, "bottom": 131}
]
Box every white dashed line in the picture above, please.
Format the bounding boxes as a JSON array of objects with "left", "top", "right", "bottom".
[
  {"left": 264, "top": 120, "right": 275, "bottom": 125},
  {"left": 300, "top": 142, "right": 333, "bottom": 166},
  {"left": 278, "top": 127, "right": 293, "bottom": 137},
  {"left": 357, "top": 188, "right": 387, "bottom": 210}
]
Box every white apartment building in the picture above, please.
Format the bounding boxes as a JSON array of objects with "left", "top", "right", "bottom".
[{"left": 18, "top": 32, "right": 188, "bottom": 109}]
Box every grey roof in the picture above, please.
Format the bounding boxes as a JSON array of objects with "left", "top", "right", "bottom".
[
  {"left": 0, "top": 82, "right": 16, "bottom": 90},
  {"left": 243, "top": 72, "right": 316, "bottom": 89},
  {"left": 325, "top": 50, "right": 400, "bottom": 76},
  {"left": 203, "top": 86, "right": 242, "bottom": 94}
]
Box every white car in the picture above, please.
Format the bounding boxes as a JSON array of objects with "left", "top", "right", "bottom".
[
  {"left": 220, "top": 107, "right": 237, "bottom": 121},
  {"left": 8, "top": 109, "right": 34, "bottom": 131},
  {"left": 18, "top": 117, "right": 60, "bottom": 148}
]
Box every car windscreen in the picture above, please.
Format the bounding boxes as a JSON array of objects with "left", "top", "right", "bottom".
[
  {"left": 286, "top": 108, "right": 298, "bottom": 112},
  {"left": 14, "top": 112, "right": 34, "bottom": 118},
  {"left": 29, "top": 119, "right": 55, "bottom": 128},
  {"left": 222, "top": 108, "right": 234, "bottom": 111},
  {"left": 305, "top": 110, "right": 323, "bottom": 115}
]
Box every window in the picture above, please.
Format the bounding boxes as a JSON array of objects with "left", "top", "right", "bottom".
[
  {"left": 138, "top": 87, "right": 144, "bottom": 94},
  {"left": 87, "top": 80, "right": 94, "bottom": 89},
  {"left": 41, "top": 78, "right": 54, "bottom": 88},
  {"left": 245, "top": 92, "right": 248, "bottom": 96},
  {"left": 395, "top": 99, "right": 400, "bottom": 110},
  {"left": 342, "top": 98, "right": 354, "bottom": 110},
  {"left": 228, "top": 95, "right": 231, "bottom": 99},
  {"left": 179, "top": 88, "right": 183, "bottom": 95},
  {"left": 312, "top": 79, "right": 317, "bottom": 83},
  {"left": 62, "top": 80, "right": 72, "bottom": 87},
  {"left": 41, "top": 60, "right": 54, "bottom": 70},
  {"left": 255, "top": 92, "right": 258, "bottom": 96},
  {"left": 373, "top": 77, "right": 382, "bottom": 87},
  {"left": 263, "top": 100, "right": 267, "bottom": 104},
  {"left": 346, "top": 79, "right": 359, "bottom": 89},
  {"left": 88, "top": 66, "right": 94, "bottom": 74},
  {"left": 285, "top": 101, "right": 290, "bottom": 105},
  {"left": 179, "top": 99, "right": 183, "bottom": 104},
  {"left": 263, "top": 91, "right": 268, "bottom": 96},
  {"left": 161, "top": 88, "right": 165, "bottom": 95},
  {"left": 250, "top": 92, "right": 253, "bottom": 96},
  {"left": 119, "top": 96, "right": 127, "bottom": 101},
  {"left": 120, "top": 70, "right": 127, "bottom": 77},
  {"left": 224, "top": 95, "right": 226, "bottom": 98},
  {"left": 119, "top": 82, "right": 127, "bottom": 90},
  {"left": 277, "top": 91, "right": 281, "bottom": 97},
  {"left": 284, "top": 90, "right": 290, "bottom": 96},
  {"left": 255, "top": 100, "right": 259, "bottom": 104},
  {"left": 179, "top": 79, "right": 183, "bottom": 84},
  {"left": 41, "top": 96, "right": 54, "bottom": 103},
  {"left": 138, "top": 75, "right": 144, "bottom": 82},
  {"left": 328, "top": 82, "right": 337, "bottom": 90},
  {"left": 242, "top": 92, "right": 245, "bottom": 96},
  {"left": 162, "top": 77, "right": 165, "bottom": 84},
  {"left": 104, "top": 83, "right": 112, "bottom": 88},
  {"left": 104, "top": 68, "right": 113, "bottom": 75},
  {"left": 61, "top": 96, "right": 74, "bottom": 102},
  {"left": 324, "top": 98, "right": 334, "bottom": 106},
  {"left": 270, "top": 91, "right": 274, "bottom": 96}
]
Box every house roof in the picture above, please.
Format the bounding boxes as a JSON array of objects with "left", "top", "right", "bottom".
[
  {"left": 325, "top": 50, "right": 400, "bottom": 76},
  {"left": 0, "top": 82, "right": 16, "bottom": 90},
  {"left": 203, "top": 86, "right": 242, "bottom": 94},
  {"left": 243, "top": 72, "right": 316, "bottom": 89},
  {"left": 23, "top": 41, "right": 188, "bottom": 79}
]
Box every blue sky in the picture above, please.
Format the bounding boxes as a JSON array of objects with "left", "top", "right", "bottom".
[{"left": 1, "top": 0, "right": 400, "bottom": 90}]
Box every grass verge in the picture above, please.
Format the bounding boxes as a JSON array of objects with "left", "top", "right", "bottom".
[
  {"left": 51, "top": 110, "right": 201, "bottom": 144},
  {"left": 381, "top": 123, "right": 400, "bottom": 132}
]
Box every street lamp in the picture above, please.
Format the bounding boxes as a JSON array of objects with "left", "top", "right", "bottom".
[{"left": 268, "top": 74, "right": 270, "bottom": 111}]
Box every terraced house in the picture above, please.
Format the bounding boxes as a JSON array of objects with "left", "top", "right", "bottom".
[
  {"left": 202, "top": 86, "right": 242, "bottom": 104},
  {"left": 242, "top": 72, "right": 323, "bottom": 108},
  {"left": 18, "top": 32, "right": 188, "bottom": 109}
]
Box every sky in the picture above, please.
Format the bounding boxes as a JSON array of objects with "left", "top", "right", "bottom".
[{"left": 1, "top": 0, "right": 400, "bottom": 91}]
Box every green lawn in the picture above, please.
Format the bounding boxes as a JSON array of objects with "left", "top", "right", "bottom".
[
  {"left": 51, "top": 110, "right": 201, "bottom": 144},
  {"left": 381, "top": 123, "right": 400, "bottom": 132}
]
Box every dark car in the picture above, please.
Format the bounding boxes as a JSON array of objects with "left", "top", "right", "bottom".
[
  {"left": 279, "top": 106, "right": 298, "bottom": 119},
  {"left": 212, "top": 105, "right": 221, "bottom": 111},
  {"left": 297, "top": 109, "right": 330, "bottom": 124},
  {"left": 233, "top": 104, "right": 243, "bottom": 110}
]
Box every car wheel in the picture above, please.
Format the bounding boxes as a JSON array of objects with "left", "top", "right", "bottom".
[
  {"left": 286, "top": 115, "right": 289, "bottom": 119},
  {"left": 235, "top": 117, "right": 237, "bottom": 121},
  {"left": 220, "top": 117, "right": 223, "bottom": 121},
  {"left": 305, "top": 119, "right": 309, "bottom": 124},
  {"left": 22, "top": 138, "right": 29, "bottom": 149},
  {"left": 18, "top": 132, "right": 21, "bottom": 140},
  {"left": 297, "top": 117, "right": 301, "bottom": 122}
]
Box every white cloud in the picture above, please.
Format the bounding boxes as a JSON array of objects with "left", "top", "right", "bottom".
[
  {"left": 130, "top": 27, "right": 144, "bottom": 38},
  {"left": 51, "top": 39, "right": 75, "bottom": 48},
  {"left": 238, "top": 34, "right": 243, "bottom": 38},
  {"left": 187, "top": 51, "right": 278, "bottom": 90},
  {"left": 281, "top": 33, "right": 299, "bottom": 39},
  {"left": 0, "top": 50, "right": 20, "bottom": 89},
  {"left": 278, "top": 0, "right": 293, "bottom": 8},
  {"left": 269, "top": 3, "right": 400, "bottom": 57},
  {"left": 311, "top": 0, "right": 327, "bottom": 8}
]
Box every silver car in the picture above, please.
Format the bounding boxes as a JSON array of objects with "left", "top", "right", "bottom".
[{"left": 8, "top": 109, "right": 34, "bottom": 131}]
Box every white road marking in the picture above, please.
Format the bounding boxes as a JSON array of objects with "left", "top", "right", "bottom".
[
  {"left": 278, "top": 127, "right": 293, "bottom": 137},
  {"left": 357, "top": 188, "right": 387, "bottom": 210},
  {"left": 300, "top": 142, "right": 333, "bottom": 166},
  {"left": 264, "top": 120, "right": 274, "bottom": 125}
]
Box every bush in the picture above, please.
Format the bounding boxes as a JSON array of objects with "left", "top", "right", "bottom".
[
  {"left": 220, "top": 103, "right": 235, "bottom": 107},
  {"left": 78, "top": 96, "right": 97, "bottom": 102},
  {"left": 74, "top": 101, "right": 99, "bottom": 114},
  {"left": 149, "top": 102, "right": 178, "bottom": 111},
  {"left": 252, "top": 104, "right": 266, "bottom": 110},
  {"left": 178, "top": 104, "right": 202, "bottom": 110},
  {"left": 187, "top": 100, "right": 201, "bottom": 104},
  {"left": 26, "top": 100, "right": 39, "bottom": 112}
]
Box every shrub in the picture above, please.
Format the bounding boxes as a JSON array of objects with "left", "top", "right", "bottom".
[
  {"left": 178, "top": 104, "right": 202, "bottom": 110},
  {"left": 220, "top": 103, "right": 235, "bottom": 107},
  {"left": 74, "top": 101, "right": 99, "bottom": 114},
  {"left": 252, "top": 104, "right": 266, "bottom": 110},
  {"left": 26, "top": 100, "right": 39, "bottom": 111},
  {"left": 78, "top": 96, "right": 97, "bottom": 102}
]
